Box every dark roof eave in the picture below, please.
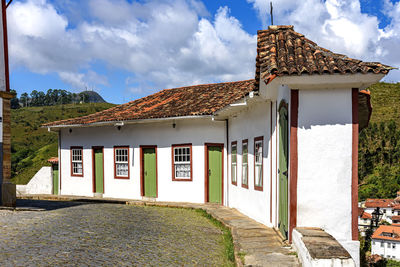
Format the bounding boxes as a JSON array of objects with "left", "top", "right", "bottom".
[{"left": 44, "top": 114, "right": 215, "bottom": 129}]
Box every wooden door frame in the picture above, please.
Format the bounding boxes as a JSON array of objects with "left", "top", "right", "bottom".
[
  {"left": 204, "top": 143, "right": 224, "bottom": 204},
  {"left": 52, "top": 164, "right": 59, "bottom": 195},
  {"left": 92, "top": 146, "right": 105, "bottom": 193},
  {"left": 140, "top": 145, "right": 158, "bottom": 198},
  {"left": 278, "top": 100, "right": 289, "bottom": 239}
]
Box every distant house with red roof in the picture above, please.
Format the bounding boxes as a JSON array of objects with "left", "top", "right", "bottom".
[
  {"left": 43, "top": 25, "right": 394, "bottom": 265},
  {"left": 372, "top": 224, "right": 400, "bottom": 260},
  {"left": 358, "top": 207, "right": 372, "bottom": 236},
  {"left": 363, "top": 193, "right": 400, "bottom": 224}
]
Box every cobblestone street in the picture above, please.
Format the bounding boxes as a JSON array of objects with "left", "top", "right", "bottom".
[{"left": 0, "top": 200, "right": 230, "bottom": 266}]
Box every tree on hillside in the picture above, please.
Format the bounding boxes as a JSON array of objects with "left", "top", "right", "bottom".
[
  {"left": 20, "top": 93, "right": 29, "bottom": 107},
  {"left": 10, "top": 89, "right": 19, "bottom": 109},
  {"left": 359, "top": 120, "right": 400, "bottom": 200}
]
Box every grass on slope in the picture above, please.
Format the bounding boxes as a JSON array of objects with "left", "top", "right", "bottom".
[
  {"left": 358, "top": 82, "right": 400, "bottom": 200},
  {"left": 368, "top": 82, "right": 400, "bottom": 126},
  {"left": 11, "top": 103, "right": 115, "bottom": 185}
]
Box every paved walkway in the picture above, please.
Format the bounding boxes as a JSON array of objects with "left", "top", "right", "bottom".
[
  {"left": 1, "top": 200, "right": 231, "bottom": 266},
  {"left": 17, "top": 195, "right": 300, "bottom": 266}
]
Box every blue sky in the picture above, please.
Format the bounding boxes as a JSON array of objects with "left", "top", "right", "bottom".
[{"left": 7, "top": 0, "right": 400, "bottom": 104}]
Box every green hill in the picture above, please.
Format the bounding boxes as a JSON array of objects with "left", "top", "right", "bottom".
[
  {"left": 79, "top": 91, "right": 106, "bottom": 103},
  {"left": 11, "top": 103, "right": 115, "bottom": 185},
  {"left": 368, "top": 82, "right": 400, "bottom": 126},
  {"left": 358, "top": 82, "right": 400, "bottom": 200}
]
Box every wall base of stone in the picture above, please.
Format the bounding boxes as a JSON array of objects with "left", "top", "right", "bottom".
[
  {"left": 1, "top": 180, "right": 16, "bottom": 207},
  {"left": 292, "top": 228, "right": 356, "bottom": 267}
]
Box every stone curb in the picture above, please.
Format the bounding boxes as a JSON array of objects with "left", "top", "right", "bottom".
[{"left": 17, "top": 195, "right": 300, "bottom": 266}]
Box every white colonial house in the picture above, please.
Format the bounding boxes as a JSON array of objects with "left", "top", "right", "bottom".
[
  {"left": 43, "top": 25, "right": 394, "bottom": 265},
  {"left": 372, "top": 224, "right": 400, "bottom": 260},
  {"left": 358, "top": 208, "right": 372, "bottom": 237},
  {"left": 364, "top": 193, "right": 400, "bottom": 224}
]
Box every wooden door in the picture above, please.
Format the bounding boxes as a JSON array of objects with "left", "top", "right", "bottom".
[
  {"left": 92, "top": 147, "right": 104, "bottom": 194},
  {"left": 208, "top": 146, "right": 222, "bottom": 204},
  {"left": 53, "top": 164, "right": 59, "bottom": 195},
  {"left": 143, "top": 147, "right": 157, "bottom": 198},
  {"left": 279, "top": 105, "right": 289, "bottom": 239}
]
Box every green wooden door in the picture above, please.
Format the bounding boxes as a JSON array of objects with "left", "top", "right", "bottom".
[
  {"left": 208, "top": 146, "right": 222, "bottom": 204},
  {"left": 279, "top": 106, "right": 289, "bottom": 239},
  {"left": 143, "top": 148, "right": 157, "bottom": 197},
  {"left": 53, "top": 165, "right": 59, "bottom": 195},
  {"left": 94, "top": 148, "right": 104, "bottom": 194}
]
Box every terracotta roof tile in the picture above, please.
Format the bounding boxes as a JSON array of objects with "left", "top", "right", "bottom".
[
  {"left": 372, "top": 225, "right": 400, "bottom": 241},
  {"left": 255, "top": 25, "right": 394, "bottom": 89},
  {"left": 358, "top": 208, "right": 372, "bottom": 219},
  {"left": 43, "top": 80, "right": 255, "bottom": 127},
  {"left": 362, "top": 212, "right": 372, "bottom": 220},
  {"left": 47, "top": 157, "right": 58, "bottom": 164},
  {"left": 365, "top": 199, "right": 394, "bottom": 208}
]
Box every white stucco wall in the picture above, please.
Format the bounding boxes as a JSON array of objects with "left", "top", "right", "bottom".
[
  {"left": 372, "top": 239, "right": 400, "bottom": 260},
  {"left": 227, "top": 84, "right": 291, "bottom": 228},
  {"left": 296, "top": 88, "right": 359, "bottom": 264},
  {"left": 227, "top": 100, "right": 272, "bottom": 226},
  {"left": 16, "top": 166, "right": 52, "bottom": 195},
  {"left": 59, "top": 118, "right": 226, "bottom": 203}
]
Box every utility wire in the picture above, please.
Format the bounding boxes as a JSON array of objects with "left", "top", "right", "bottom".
[{"left": 6, "top": 0, "right": 13, "bottom": 8}]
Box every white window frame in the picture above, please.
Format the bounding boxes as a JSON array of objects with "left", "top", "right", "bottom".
[
  {"left": 71, "top": 147, "right": 83, "bottom": 176},
  {"left": 114, "top": 147, "right": 129, "bottom": 178},
  {"left": 254, "top": 137, "right": 263, "bottom": 190},
  {"left": 172, "top": 144, "right": 192, "bottom": 181},
  {"left": 231, "top": 142, "right": 237, "bottom": 185},
  {"left": 242, "top": 140, "right": 248, "bottom": 188}
]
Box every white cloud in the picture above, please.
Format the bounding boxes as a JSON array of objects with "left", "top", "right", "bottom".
[
  {"left": 248, "top": 0, "right": 399, "bottom": 80},
  {"left": 8, "top": 0, "right": 399, "bottom": 96},
  {"left": 8, "top": 0, "right": 256, "bottom": 94}
]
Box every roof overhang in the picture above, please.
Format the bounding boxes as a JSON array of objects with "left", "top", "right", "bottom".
[
  {"left": 44, "top": 115, "right": 214, "bottom": 131},
  {"left": 212, "top": 91, "right": 266, "bottom": 120},
  {"left": 260, "top": 73, "right": 385, "bottom": 100}
]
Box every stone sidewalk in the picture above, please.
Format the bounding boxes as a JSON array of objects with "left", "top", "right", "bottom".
[{"left": 17, "top": 194, "right": 300, "bottom": 267}]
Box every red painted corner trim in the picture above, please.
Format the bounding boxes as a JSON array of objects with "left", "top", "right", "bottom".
[
  {"left": 289, "top": 90, "right": 299, "bottom": 242},
  {"left": 352, "top": 88, "right": 359, "bottom": 241},
  {"left": 2, "top": 0, "right": 9, "bottom": 92}
]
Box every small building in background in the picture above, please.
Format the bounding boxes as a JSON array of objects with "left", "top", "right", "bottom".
[
  {"left": 371, "top": 224, "right": 400, "bottom": 260},
  {"left": 358, "top": 207, "right": 372, "bottom": 236},
  {"left": 365, "top": 199, "right": 396, "bottom": 224},
  {"left": 363, "top": 192, "right": 400, "bottom": 224}
]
